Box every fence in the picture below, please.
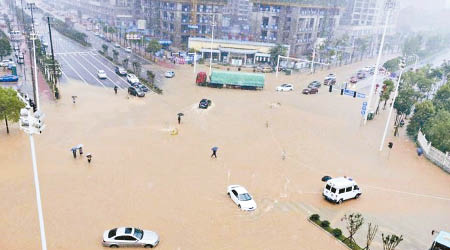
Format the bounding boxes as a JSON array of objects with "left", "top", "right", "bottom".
[{"left": 417, "top": 130, "right": 450, "bottom": 174}]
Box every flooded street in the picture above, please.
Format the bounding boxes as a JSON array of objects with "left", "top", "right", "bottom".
[{"left": 1, "top": 60, "right": 449, "bottom": 250}]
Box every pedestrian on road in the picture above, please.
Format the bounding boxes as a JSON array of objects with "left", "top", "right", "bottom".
[
  {"left": 86, "top": 154, "right": 92, "bottom": 163},
  {"left": 72, "top": 96, "right": 77, "bottom": 104},
  {"left": 78, "top": 146, "right": 83, "bottom": 155},
  {"left": 71, "top": 147, "right": 77, "bottom": 159},
  {"left": 211, "top": 146, "right": 218, "bottom": 158},
  {"left": 114, "top": 86, "right": 118, "bottom": 94},
  {"left": 417, "top": 147, "right": 423, "bottom": 157},
  {"left": 178, "top": 115, "right": 181, "bottom": 124}
]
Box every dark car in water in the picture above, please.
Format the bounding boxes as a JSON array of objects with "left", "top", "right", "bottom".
[
  {"left": 302, "top": 87, "right": 318, "bottom": 95},
  {"left": 307, "top": 81, "right": 321, "bottom": 89},
  {"left": 199, "top": 99, "right": 212, "bottom": 109},
  {"left": 128, "top": 86, "right": 145, "bottom": 97}
]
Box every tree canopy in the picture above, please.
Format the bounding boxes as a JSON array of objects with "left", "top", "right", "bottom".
[
  {"left": 146, "top": 39, "right": 162, "bottom": 54},
  {"left": 269, "top": 44, "right": 287, "bottom": 66},
  {"left": 0, "top": 88, "right": 25, "bottom": 134}
]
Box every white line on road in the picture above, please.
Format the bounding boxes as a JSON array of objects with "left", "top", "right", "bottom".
[
  {"left": 66, "top": 54, "right": 107, "bottom": 88},
  {"left": 59, "top": 55, "right": 88, "bottom": 85},
  {"left": 77, "top": 54, "right": 122, "bottom": 89},
  {"left": 363, "top": 185, "right": 450, "bottom": 201},
  {"left": 85, "top": 53, "right": 130, "bottom": 88}
]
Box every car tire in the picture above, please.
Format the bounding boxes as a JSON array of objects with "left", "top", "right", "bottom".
[
  {"left": 337, "top": 199, "right": 343, "bottom": 204},
  {"left": 355, "top": 194, "right": 360, "bottom": 199},
  {"left": 238, "top": 204, "right": 241, "bottom": 209},
  {"left": 110, "top": 245, "right": 119, "bottom": 248},
  {"left": 227, "top": 192, "right": 230, "bottom": 196},
  {"left": 144, "top": 245, "right": 153, "bottom": 248}
]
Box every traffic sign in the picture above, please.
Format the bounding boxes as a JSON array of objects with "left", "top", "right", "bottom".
[
  {"left": 361, "top": 110, "right": 366, "bottom": 115},
  {"left": 357, "top": 93, "right": 366, "bottom": 99},
  {"left": 188, "top": 25, "right": 198, "bottom": 29},
  {"left": 343, "top": 89, "right": 355, "bottom": 96}
]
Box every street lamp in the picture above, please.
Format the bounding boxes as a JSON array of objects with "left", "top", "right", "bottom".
[
  {"left": 363, "top": 0, "right": 396, "bottom": 125},
  {"left": 379, "top": 58, "right": 405, "bottom": 151},
  {"left": 209, "top": 14, "right": 216, "bottom": 77},
  {"left": 412, "top": 54, "right": 419, "bottom": 71}
]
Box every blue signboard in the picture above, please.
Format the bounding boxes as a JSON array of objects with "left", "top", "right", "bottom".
[
  {"left": 343, "top": 89, "right": 355, "bottom": 96},
  {"left": 188, "top": 25, "right": 198, "bottom": 29},
  {"left": 361, "top": 101, "right": 367, "bottom": 116},
  {"left": 158, "top": 40, "right": 172, "bottom": 45},
  {"left": 357, "top": 93, "right": 366, "bottom": 99}
]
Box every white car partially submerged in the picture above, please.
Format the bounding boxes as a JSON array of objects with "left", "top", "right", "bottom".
[
  {"left": 276, "top": 83, "right": 294, "bottom": 91},
  {"left": 126, "top": 73, "right": 140, "bottom": 84},
  {"left": 125, "top": 47, "right": 132, "bottom": 53},
  {"left": 164, "top": 71, "right": 175, "bottom": 78},
  {"left": 102, "top": 227, "right": 159, "bottom": 248},
  {"left": 97, "top": 70, "right": 107, "bottom": 79},
  {"left": 227, "top": 185, "right": 257, "bottom": 211}
]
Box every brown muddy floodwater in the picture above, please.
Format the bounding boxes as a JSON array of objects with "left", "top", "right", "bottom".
[{"left": 1, "top": 59, "right": 449, "bottom": 250}]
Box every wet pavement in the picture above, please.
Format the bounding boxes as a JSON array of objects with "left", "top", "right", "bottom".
[{"left": 0, "top": 55, "right": 449, "bottom": 250}]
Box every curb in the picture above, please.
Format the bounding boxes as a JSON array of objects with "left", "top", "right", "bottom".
[{"left": 307, "top": 218, "right": 351, "bottom": 249}]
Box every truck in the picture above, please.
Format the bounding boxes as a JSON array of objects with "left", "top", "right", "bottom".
[
  {"left": 196, "top": 70, "right": 264, "bottom": 90},
  {"left": 430, "top": 231, "right": 450, "bottom": 250}
]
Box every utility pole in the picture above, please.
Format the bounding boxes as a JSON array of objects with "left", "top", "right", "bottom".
[
  {"left": 363, "top": 0, "right": 396, "bottom": 125},
  {"left": 209, "top": 14, "right": 215, "bottom": 76},
  {"left": 47, "top": 16, "right": 59, "bottom": 99},
  {"left": 28, "top": 2, "right": 39, "bottom": 110}
]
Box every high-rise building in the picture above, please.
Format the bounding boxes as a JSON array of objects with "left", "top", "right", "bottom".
[{"left": 248, "top": 0, "right": 342, "bottom": 57}]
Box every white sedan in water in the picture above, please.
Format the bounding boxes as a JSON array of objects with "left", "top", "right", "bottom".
[
  {"left": 276, "top": 83, "right": 294, "bottom": 91},
  {"left": 227, "top": 185, "right": 257, "bottom": 211},
  {"left": 102, "top": 227, "right": 159, "bottom": 248}
]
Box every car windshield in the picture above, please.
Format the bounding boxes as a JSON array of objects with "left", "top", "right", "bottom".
[
  {"left": 133, "top": 228, "right": 143, "bottom": 240},
  {"left": 238, "top": 193, "right": 252, "bottom": 201},
  {"left": 108, "top": 228, "right": 117, "bottom": 238}
]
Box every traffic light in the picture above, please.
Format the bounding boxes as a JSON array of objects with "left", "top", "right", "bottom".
[{"left": 388, "top": 142, "right": 393, "bottom": 149}]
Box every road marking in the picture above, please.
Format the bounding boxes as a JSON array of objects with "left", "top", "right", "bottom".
[
  {"left": 77, "top": 54, "right": 122, "bottom": 89},
  {"left": 65, "top": 54, "right": 107, "bottom": 88},
  {"left": 55, "top": 52, "right": 90, "bottom": 55},
  {"left": 363, "top": 185, "right": 450, "bottom": 201},
  {"left": 84, "top": 53, "right": 130, "bottom": 88},
  {"left": 59, "top": 55, "right": 88, "bottom": 85}
]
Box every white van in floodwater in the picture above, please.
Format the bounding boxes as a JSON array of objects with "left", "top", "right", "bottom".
[
  {"left": 323, "top": 177, "right": 361, "bottom": 204},
  {"left": 430, "top": 231, "right": 450, "bottom": 250}
]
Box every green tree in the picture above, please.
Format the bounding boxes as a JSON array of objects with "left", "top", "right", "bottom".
[
  {"left": 269, "top": 44, "right": 287, "bottom": 66},
  {"left": 432, "top": 83, "right": 450, "bottom": 112},
  {"left": 355, "top": 37, "right": 369, "bottom": 60},
  {"left": 122, "top": 58, "right": 129, "bottom": 70},
  {"left": 382, "top": 233, "right": 403, "bottom": 250},
  {"left": 147, "top": 70, "right": 155, "bottom": 83},
  {"left": 383, "top": 57, "right": 400, "bottom": 72},
  {"left": 102, "top": 44, "right": 108, "bottom": 54},
  {"left": 423, "top": 110, "right": 450, "bottom": 153},
  {"left": 132, "top": 61, "right": 141, "bottom": 77},
  {"left": 394, "top": 85, "right": 419, "bottom": 135},
  {"left": 342, "top": 213, "right": 365, "bottom": 245},
  {"left": 407, "top": 101, "right": 436, "bottom": 139},
  {"left": 379, "top": 79, "right": 395, "bottom": 111},
  {"left": 146, "top": 39, "right": 162, "bottom": 54},
  {"left": 0, "top": 88, "right": 25, "bottom": 134},
  {"left": 112, "top": 49, "right": 119, "bottom": 62},
  {"left": 402, "top": 34, "right": 422, "bottom": 56},
  {"left": 0, "top": 38, "right": 11, "bottom": 60}
]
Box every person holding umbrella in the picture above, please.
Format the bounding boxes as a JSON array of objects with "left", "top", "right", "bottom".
[
  {"left": 177, "top": 113, "right": 184, "bottom": 124},
  {"left": 86, "top": 154, "right": 92, "bottom": 163},
  {"left": 71, "top": 146, "right": 78, "bottom": 158},
  {"left": 211, "top": 146, "right": 218, "bottom": 158}
]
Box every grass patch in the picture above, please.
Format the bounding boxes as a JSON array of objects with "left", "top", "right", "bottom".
[{"left": 309, "top": 214, "right": 363, "bottom": 250}]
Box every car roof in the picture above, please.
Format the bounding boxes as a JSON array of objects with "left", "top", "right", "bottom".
[
  {"left": 230, "top": 185, "right": 248, "bottom": 194},
  {"left": 326, "top": 177, "right": 357, "bottom": 188},
  {"left": 435, "top": 231, "right": 450, "bottom": 247},
  {"left": 116, "top": 227, "right": 134, "bottom": 236}
]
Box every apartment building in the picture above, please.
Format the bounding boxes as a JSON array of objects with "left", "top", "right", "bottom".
[
  {"left": 336, "top": 0, "right": 399, "bottom": 51},
  {"left": 139, "top": 0, "right": 227, "bottom": 47},
  {"left": 248, "top": 0, "right": 342, "bottom": 57},
  {"left": 222, "top": 0, "right": 252, "bottom": 41}
]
